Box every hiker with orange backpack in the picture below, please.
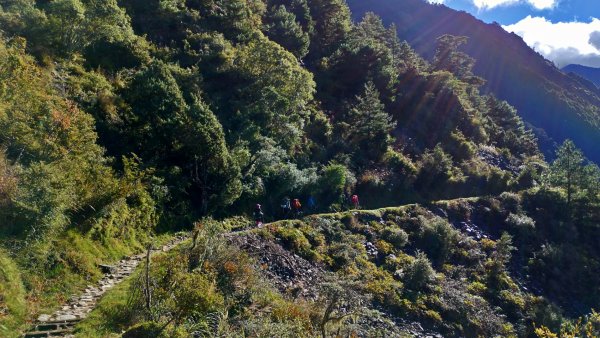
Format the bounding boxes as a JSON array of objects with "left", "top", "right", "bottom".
[{"left": 292, "top": 198, "right": 302, "bottom": 218}]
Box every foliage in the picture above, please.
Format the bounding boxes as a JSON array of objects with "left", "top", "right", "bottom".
[
  {"left": 122, "top": 321, "right": 186, "bottom": 338},
  {"left": 402, "top": 251, "right": 436, "bottom": 291},
  {"left": 433, "top": 35, "right": 481, "bottom": 84},
  {"left": 0, "top": 0, "right": 598, "bottom": 336},
  {"left": 382, "top": 227, "right": 409, "bottom": 249},
  {"left": 317, "top": 277, "right": 371, "bottom": 337},
  {"left": 545, "top": 140, "right": 600, "bottom": 210},
  {"left": 0, "top": 250, "right": 25, "bottom": 337},
  {"left": 263, "top": 5, "right": 310, "bottom": 58},
  {"left": 341, "top": 82, "right": 396, "bottom": 164},
  {"left": 535, "top": 310, "right": 600, "bottom": 338}
]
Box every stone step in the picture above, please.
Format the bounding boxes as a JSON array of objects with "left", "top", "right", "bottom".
[
  {"left": 34, "top": 322, "right": 76, "bottom": 331},
  {"left": 38, "top": 318, "right": 80, "bottom": 325},
  {"left": 24, "top": 327, "right": 74, "bottom": 338}
]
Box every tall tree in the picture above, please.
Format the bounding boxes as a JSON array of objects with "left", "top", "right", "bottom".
[
  {"left": 433, "top": 34, "right": 484, "bottom": 86},
  {"left": 485, "top": 97, "right": 538, "bottom": 156},
  {"left": 344, "top": 82, "right": 395, "bottom": 164},
  {"left": 122, "top": 62, "right": 241, "bottom": 214},
  {"left": 121, "top": 62, "right": 188, "bottom": 158},
  {"left": 306, "top": 0, "right": 351, "bottom": 61},
  {"left": 546, "top": 140, "right": 589, "bottom": 212},
  {"left": 263, "top": 5, "right": 310, "bottom": 58},
  {"left": 317, "top": 13, "right": 398, "bottom": 109},
  {"left": 225, "top": 35, "right": 315, "bottom": 151},
  {"left": 181, "top": 100, "right": 242, "bottom": 214}
]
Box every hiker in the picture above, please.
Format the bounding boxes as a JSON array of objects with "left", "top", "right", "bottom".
[
  {"left": 337, "top": 192, "right": 348, "bottom": 211},
  {"left": 292, "top": 198, "right": 302, "bottom": 218},
  {"left": 253, "top": 204, "right": 264, "bottom": 227},
  {"left": 307, "top": 195, "right": 316, "bottom": 212},
  {"left": 351, "top": 194, "right": 360, "bottom": 210},
  {"left": 281, "top": 196, "right": 291, "bottom": 219}
]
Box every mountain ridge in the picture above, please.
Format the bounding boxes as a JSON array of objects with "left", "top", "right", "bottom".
[{"left": 563, "top": 64, "right": 600, "bottom": 88}]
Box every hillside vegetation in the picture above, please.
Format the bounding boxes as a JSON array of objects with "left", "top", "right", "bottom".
[
  {"left": 0, "top": 0, "right": 598, "bottom": 337},
  {"left": 74, "top": 188, "right": 600, "bottom": 337}
]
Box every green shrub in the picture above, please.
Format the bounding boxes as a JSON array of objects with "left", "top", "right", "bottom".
[
  {"left": 299, "top": 224, "right": 326, "bottom": 248},
  {"left": 122, "top": 321, "right": 186, "bottom": 338},
  {"left": 276, "top": 227, "right": 312, "bottom": 256},
  {"left": 499, "top": 192, "right": 522, "bottom": 212},
  {"left": 403, "top": 251, "right": 436, "bottom": 291},
  {"left": 467, "top": 281, "right": 487, "bottom": 295},
  {"left": 416, "top": 216, "right": 459, "bottom": 265},
  {"left": 505, "top": 213, "right": 536, "bottom": 241},
  {"left": 329, "top": 242, "right": 362, "bottom": 269},
  {"left": 506, "top": 213, "right": 535, "bottom": 229},
  {"left": 446, "top": 130, "right": 476, "bottom": 161},
  {"left": 423, "top": 309, "right": 443, "bottom": 326},
  {"left": 236, "top": 317, "right": 312, "bottom": 338},
  {"left": 318, "top": 164, "right": 354, "bottom": 207},
  {"left": 499, "top": 289, "right": 526, "bottom": 313},
  {"left": 375, "top": 239, "right": 394, "bottom": 255},
  {"left": 382, "top": 227, "right": 409, "bottom": 249},
  {"left": 416, "top": 145, "right": 454, "bottom": 193},
  {"left": 0, "top": 151, "right": 17, "bottom": 209}
]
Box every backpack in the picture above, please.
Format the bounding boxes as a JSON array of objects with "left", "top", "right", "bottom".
[{"left": 292, "top": 199, "right": 301, "bottom": 209}]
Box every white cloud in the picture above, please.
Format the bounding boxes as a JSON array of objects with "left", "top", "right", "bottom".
[
  {"left": 527, "top": 0, "right": 557, "bottom": 10},
  {"left": 473, "top": 0, "right": 557, "bottom": 10},
  {"left": 589, "top": 31, "right": 600, "bottom": 50},
  {"left": 428, "top": 0, "right": 445, "bottom": 4},
  {"left": 473, "top": 0, "right": 518, "bottom": 10},
  {"left": 503, "top": 16, "right": 600, "bottom": 67}
]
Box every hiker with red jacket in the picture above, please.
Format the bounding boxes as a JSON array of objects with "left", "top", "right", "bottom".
[
  {"left": 351, "top": 194, "right": 360, "bottom": 210},
  {"left": 292, "top": 198, "right": 302, "bottom": 218}
]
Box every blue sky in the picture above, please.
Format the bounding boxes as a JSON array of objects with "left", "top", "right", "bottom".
[{"left": 430, "top": 0, "right": 600, "bottom": 67}]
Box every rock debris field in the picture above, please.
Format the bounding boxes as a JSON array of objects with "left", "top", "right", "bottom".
[{"left": 23, "top": 235, "right": 187, "bottom": 338}]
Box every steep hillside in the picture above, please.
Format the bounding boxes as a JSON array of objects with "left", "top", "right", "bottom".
[
  {"left": 347, "top": 0, "right": 600, "bottom": 163},
  {"left": 563, "top": 64, "right": 600, "bottom": 88},
  {"left": 74, "top": 190, "right": 600, "bottom": 337}
]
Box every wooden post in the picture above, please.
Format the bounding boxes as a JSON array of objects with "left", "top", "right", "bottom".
[
  {"left": 188, "top": 230, "right": 200, "bottom": 272},
  {"left": 145, "top": 244, "right": 152, "bottom": 316}
]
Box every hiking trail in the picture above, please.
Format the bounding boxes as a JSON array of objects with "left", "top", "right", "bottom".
[{"left": 23, "top": 234, "right": 188, "bottom": 338}]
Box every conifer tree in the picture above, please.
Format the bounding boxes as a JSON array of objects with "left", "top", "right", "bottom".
[
  {"left": 345, "top": 82, "right": 395, "bottom": 163},
  {"left": 547, "top": 140, "right": 584, "bottom": 208},
  {"left": 306, "top": 0, "right": 351, "bottom": 60},
  {"left": 263, "top": 5, "right": 310, "bottom": 58}
]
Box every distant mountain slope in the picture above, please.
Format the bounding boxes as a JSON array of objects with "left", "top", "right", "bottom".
[
  {"left": 347, "top": 0, "right": 600, "bottom": 163},
  {"left": 563, "top": 64, "right": 600, "bottom": 88}
]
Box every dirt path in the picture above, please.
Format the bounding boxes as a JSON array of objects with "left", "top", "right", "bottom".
[{"left": 23, "top": 234, "right": 188, "bottom": 338}]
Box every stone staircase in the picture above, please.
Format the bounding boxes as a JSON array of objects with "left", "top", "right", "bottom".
[{"left": 23, "top": 235, "right": 187, "bottom": 338}]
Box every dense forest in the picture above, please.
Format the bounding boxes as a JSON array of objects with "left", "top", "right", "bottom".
[
  {"left": 0, "top": 0, "right": 599, "bottom": 337},
  {"left": 348, "top": 0, "right": 600, "bottom": 164}
]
